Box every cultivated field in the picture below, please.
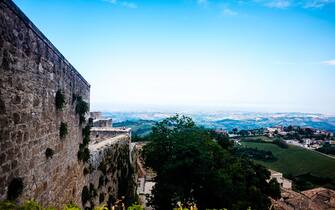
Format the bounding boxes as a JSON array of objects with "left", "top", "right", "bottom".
[{"left": 241, "top": 142, "right": 335, "bottom": 180}]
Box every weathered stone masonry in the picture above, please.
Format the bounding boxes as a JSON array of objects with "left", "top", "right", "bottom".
[
  {"left": 0, "top": 1, "right": 138, "bottom": 208},
  {"left": 0, "top": 0, "right": 91, "bottom": 207}
]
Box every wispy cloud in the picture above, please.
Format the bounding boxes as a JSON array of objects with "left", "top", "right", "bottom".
[
  {"left": 222, "top": 8, "right": 239, "bottom": 16},
  {"left": 304, "top": 0, "right": 335, "bottom": 8},
  {"left": 322, "top": 59, "right": 335, "bottom": 66},
  {"left": 265, "top": 0, "right": 291, "bottom": 8},
  {"left": 103, "top": 0, "right": 138, "bottom": 9},
  {"left": 256, "top": 0, "right": 335, "bottom": 9},
  {"left": 120, "top": 1, "right": 137, "bottom": 9}
]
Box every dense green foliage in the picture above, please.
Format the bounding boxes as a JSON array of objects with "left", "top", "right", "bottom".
[
  {"left": 127, "top": 203, "right": 144, "bottom": 210},
  {"left": 272, "top": 139, "right": 288, "bottom": 149},
  {"left": 282, "top": 125, "right": 334, "bottom": 140},
  {"left": 317, "top": 144, "right": 335, "bottom": 155},
  {"left": 55, "top": 90, "right": 65, "bottom": 110},
  {"left": 241, "top": 142, "right": 335, "bottom": 190},
  {"left": 77, "top": 145, "right": 90, "bottom": 162},
  {"left": 59, "top": 122, "right": 68, "bottom": 139},
  {"left": 233, "top": 147, "right": 277, "bottom": 162},
  {"left": 0, "top": 200, "right": 56, "bottom": 210},
  {"left": 78, "top": 124, "right": 91, "bottom": 162},
  {"left": 81, "top": 184, "right": 97, "bottom": 206},
  {"left": 0, "top": 200, "right": 141, "bottom": 210},
  {"left": 142, "top": 115, "right": 280, "bottom": 210}
]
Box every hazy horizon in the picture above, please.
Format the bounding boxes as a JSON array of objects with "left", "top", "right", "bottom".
[
  {"left": 14, "top": 0, "right": 335, "bottom": 114},
  {"left": 91, "top": 102, "right": 335, "bottom": 116}
]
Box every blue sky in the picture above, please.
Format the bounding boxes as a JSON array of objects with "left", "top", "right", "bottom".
[{"left": 14, "top": 0, "right": 335, "bottom": 114}]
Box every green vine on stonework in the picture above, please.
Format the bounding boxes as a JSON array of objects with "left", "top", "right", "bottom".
[
  {"left": 55, "top": 89, "right": 65, "bottom": 110},
  {"left": 78, "top": 124, "right": 91, "bottom": 163},
  {"left": 45, "top": 148, "right": 54, "bottom": 159},
  {"left": 7, "top": 178, "right": 23, "bottom": 201},
  {"left": 75, "top": 96, "right": 89, "bottom": 125},
  {"left": 81, "top": 183, "right": 98, "bottom": 207},
  {"left": 59, "top": 122, "right": 68, "bottom": 139}
]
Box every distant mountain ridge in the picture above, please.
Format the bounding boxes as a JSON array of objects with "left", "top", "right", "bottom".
[{"left": 103, "top": 111, "right": 335, "bottom": 134}]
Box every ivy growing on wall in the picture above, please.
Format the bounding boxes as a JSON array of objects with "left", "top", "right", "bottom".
[
  {"left": 78, "top": 124, "right": 91, "bottom": 162},
  {"left": 7, "top": 177, "right": 23, "bottom": 200},
  {"left": 81, "top": 183, "right": 97, "bottom": 207},
  {"left": 75, "top": 96, "right": 89, "bottom": 125},
  {"left": 55, "top": 89, "right": 65, "bottom": 110},
  {"left": 45, "top": 148, "right": 54, "bottom": 159},
  {"left": 77, "top": 146, "right": 90, "bottom": 162},
  {"left": 59, "top": 122, "right": 68, "bottom": 139},
  {"left": 99, "top": 193, "right": 105, "bottom": 204},
  {"left": 81, "top": 186, "right": 90, "bottom": 205}
]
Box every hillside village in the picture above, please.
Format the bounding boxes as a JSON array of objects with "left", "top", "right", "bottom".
[{"left": 227, "top": 126, "right": 335, "bottom": 153}]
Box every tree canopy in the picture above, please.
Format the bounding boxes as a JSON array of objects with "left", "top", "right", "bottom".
[{"left": 142, "top": 115, "right": 280, "bottom": 210}]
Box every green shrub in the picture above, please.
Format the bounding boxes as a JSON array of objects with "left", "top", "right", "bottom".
[
  {"left": 0, "top": 200, "right": 57, "bottom": 210},
  {"left": 45, "top": 148, "right": 54, "bottom": 159},
  {"left": 127, "top": 203, "right": 144, "bottom": 210},
  {"left": 0, "top": 200, "right": 16, "bottom": 210},
  {"left": 55, "top": 90, "right": 65, "bottom": 110},
  {"left": 64, "top": 203, "right": 81, "bottom": 210},
  {"left": 59, "top": 122, "right": 68, "bottom": 139},
  {"left": 94, "top": 204, "right": 108, "bottom": 210},
  {"left": 7, "top": 177, "right": 23, "bottom": 200}
]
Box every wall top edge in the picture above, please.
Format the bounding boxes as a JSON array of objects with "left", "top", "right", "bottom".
[{"left": 2, "top": 0, "right": 91, "bottom": 88}]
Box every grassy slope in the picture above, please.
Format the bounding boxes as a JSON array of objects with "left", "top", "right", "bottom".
[
  {"left": 241, "top": 142, "right": 335, "bottom": 179},
  {"left": 113, "top": 120, "right": 155, "bottom": 136}
]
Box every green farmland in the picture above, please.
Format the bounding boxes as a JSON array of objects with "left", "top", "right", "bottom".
[{"left": 241, "top": 142, "right": 335, "bottom": 182}]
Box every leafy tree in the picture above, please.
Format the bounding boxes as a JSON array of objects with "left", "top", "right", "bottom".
[
  {"left": 142, "top": 115, "right": 280, "bottom": 210},
  {"left": 238, "top": 130, "right": 249, "bottom": 137}
]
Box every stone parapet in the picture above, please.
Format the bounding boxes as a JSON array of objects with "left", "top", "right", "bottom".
[{"left": 90, "top": 127, "right": 132, "bottom": 143}]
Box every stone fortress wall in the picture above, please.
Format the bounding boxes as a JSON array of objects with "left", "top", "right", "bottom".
[{"left": 0, "top": 0, "right": 136, "bottom": 208}]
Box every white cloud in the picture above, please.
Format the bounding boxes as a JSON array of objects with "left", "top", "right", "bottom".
[
  {"left": 322, "top": 59, "right": 335, "bottom": 66},
  {"left": 103, "top": 0, "right": 137, "bottom": 9},
  {"left": 222, "top": 8, "right": 238, "bottom": 16},
  {"left": 265, "top": 0, "right": 291, "bottom": 8}
]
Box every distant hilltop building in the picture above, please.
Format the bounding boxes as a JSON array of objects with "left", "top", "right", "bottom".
[{"left": 90, "top": 111, "right": 113, "bottom": 127}]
